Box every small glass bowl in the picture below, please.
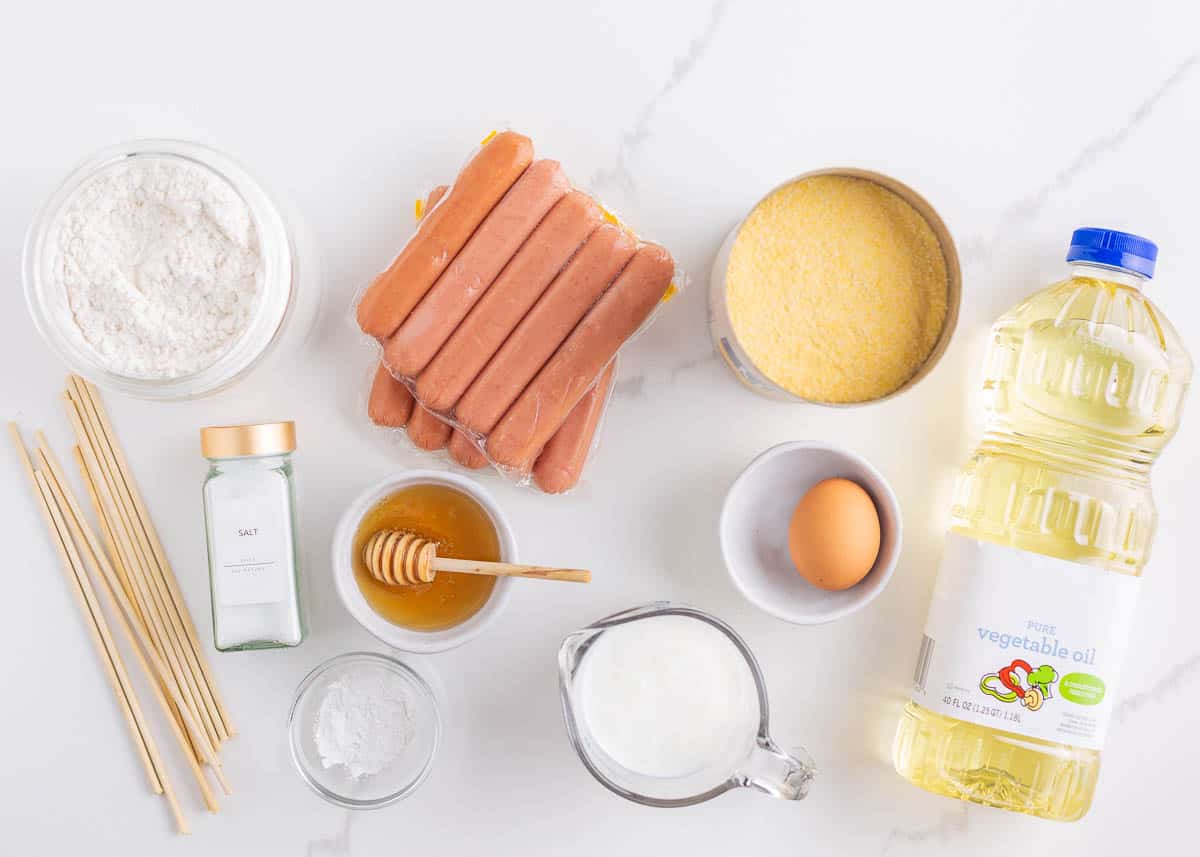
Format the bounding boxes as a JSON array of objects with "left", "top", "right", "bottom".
[
  {"left": 22, "top": 139, "right": 297, "bottom": 400},
  {"left": 287, "top": 652, "right": 441, "bottom": 809}
]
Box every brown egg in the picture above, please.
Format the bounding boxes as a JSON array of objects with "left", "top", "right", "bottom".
[{"left": 787, "top": 478, "right": 881, "bottom": 591}]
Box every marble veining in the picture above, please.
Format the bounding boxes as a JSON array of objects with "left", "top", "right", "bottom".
[
  {"left": 961, "top": 50, "right": 1200, "bottom": 264},
  {"left": 1114, "top": 649, "right": 1200, "bottom": 722},
  {"left": 591, "top": 0, "right": 730, "bottom": 194},
  {"left": 881, "top": 803, "right": 970, "bottom": 856}
]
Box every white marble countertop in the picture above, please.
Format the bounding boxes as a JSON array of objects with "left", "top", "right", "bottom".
[{"left": 3, "top": 1, "right": 1198, "bottom": 854}]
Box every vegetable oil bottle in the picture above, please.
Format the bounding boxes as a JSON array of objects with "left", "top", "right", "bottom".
[{"left": 893, "top": 228, "right": 1192, "bottom": 821}]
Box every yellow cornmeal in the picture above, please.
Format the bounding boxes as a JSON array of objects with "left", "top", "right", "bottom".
[{"left": 725, "top": 175, "right": 948, "bottom": 403}]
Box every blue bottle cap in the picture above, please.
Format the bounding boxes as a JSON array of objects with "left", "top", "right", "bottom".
[{"left": 1066, "top": 227, "right": 1157, "bottom": 279}]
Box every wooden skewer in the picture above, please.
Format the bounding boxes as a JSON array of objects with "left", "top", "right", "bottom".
[
  {"left": 71, "top": 377, "right": 234, "bottom": 741},
  {"left": 62, "top": 404, "right": 231, "bottom": 797},
  {"left": 67, "top": 413, "right": 231, "bottom": 795},
  {"left": 65, "top": 387, "right": 232, "bottom": 775},
  {"left": 362, "top": 530, "right": 592, "bottom": 586},
  {"left": 76, "top": 376, "right": 233, "bottom": 739},
  {"left": 8, "top": 426, "right": 161, "bottom": 795},
  {"left": 34, "top": 453, "right": 200, "bottom": 831},
  {"left": 37, "top": 471, "right": 190, "bottom": 834},
  {"left": 63, "top": 395, "right": 221, "bottom": 757},
  {"left": 66, "top": 383, "right": 224, "bottom": 749},
  {"left": 54, "top": 443, "right": 222, "bottom": 814},
  {"left": 75, "top": 445, "right": 142, "bottom": 627},
  {"left": 75, "top": 445, "right": 200, "bottom": 766},
  {"left": 66, "top": 403, "right": 230, "bottom": 795},
  {"left": 8, "top": 425, "right": 189, "bottom": 833}
]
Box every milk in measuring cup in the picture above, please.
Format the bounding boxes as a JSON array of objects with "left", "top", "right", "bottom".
[{"left": 576, "top": 614, "right": 759, "bottom": 780}]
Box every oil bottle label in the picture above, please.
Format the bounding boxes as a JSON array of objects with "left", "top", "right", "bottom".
[{"left": 909, "top": 533, "right": 1139, "bottom": 750}]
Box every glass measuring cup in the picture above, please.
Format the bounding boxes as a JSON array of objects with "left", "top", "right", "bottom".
[{"left": 558, "top": 603, "right": 816, "bottom": 807}]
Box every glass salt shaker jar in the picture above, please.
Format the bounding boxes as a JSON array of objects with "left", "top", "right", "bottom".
[{"left": 201, "top": 421, "right": 305, "bottom": 651}]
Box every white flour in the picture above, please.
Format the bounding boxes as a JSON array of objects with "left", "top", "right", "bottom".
[
  {"left": 50, "top": 157, "right": 263, "bottom": 379},
  {"left": 313, "top": 670, "right": 416, "bottom": 780}
]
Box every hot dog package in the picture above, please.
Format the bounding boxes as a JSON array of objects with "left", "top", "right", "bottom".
[
  {"left": 354, "top": 130, "right": 680, "bottom": 493},
  {"left": 364, "top": 354, "right": 617, "bottom": 494}
]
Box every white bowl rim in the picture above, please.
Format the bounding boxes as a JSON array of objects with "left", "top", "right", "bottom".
[
  {"left": 332, "top": 470, "right": 516, "bottom": 653},
  {"left": 718, "top": 440, "right": 903, "bottom": 625}
]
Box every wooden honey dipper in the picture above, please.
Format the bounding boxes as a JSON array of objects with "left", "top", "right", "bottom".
[{"left": 363, "top": 530, "right": 591, "bottom": 586}]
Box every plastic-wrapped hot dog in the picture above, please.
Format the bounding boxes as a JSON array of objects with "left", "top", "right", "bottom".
[
  {"left": 532, "top": 359, "right": 616, "bottom": 494},
  {"left": 356, "top": 131, "right": 534, "bottom": 339},
  {"left": 487, "top": 243, "right": 674, "bottom": 469},
  {"left": 407, "top": 402, "right": 453, "bottom": 451},
  {"left": 372, "top": 354, "right": 612, "bottom": 479},
  {"left": 367, "top": 363, "right": 415, "bottom": 427},
  {"left": 364, "top": 181, "right": 613, "bottom": 480},
  {"left": 367, "top": 185, "right": 448, "bottom": 430},
  {"left": 447, "top": 430, "right": 489, "bottom": 470},
  {"left": 384, "top": 160, "right": 571, "bottom": 377},
  {"left": 421, "top": 185, "right": 450, "bottom": 218},
  {"left": 454, "top": 223, "right": 637, "bottom": 437},
  {"left": 358, "top": 132, "right": 682, "bottom": 493},
  {"left": 415, "top": 190, "right": 605, "bottom": 413}
]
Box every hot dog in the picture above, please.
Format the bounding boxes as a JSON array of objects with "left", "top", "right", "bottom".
[
  {"left": 454, "top": 224, "right": 637, "bottom": 436},
  {"left": 532, "top": 359, "right": 616, "bottom": 493},
  {"left": 407, "top": 403, "right": 452, "bottom": 451},
  {"left": 487, "top": 243, "right": 674, "bottom": 468},
  {"left": 420, "top": 185, "right": 450, "bottom": 218},
  {"left": 415, "top": 191, "right": 605, "bottom": 413},
  {"left": 447, "top": 430, "right": 489, "bottom": 470},
  {"left": 367, "top": 363, "right": 415, "bottom": 427},
  {"left": 365, "top": 187, "right": 447, "bottom": 428},
  {"left": 356, "top": 131, "right": 534, "bottom": 339},
  {"left": 384, "top": 160, "right": 571, "bottom": 377}
]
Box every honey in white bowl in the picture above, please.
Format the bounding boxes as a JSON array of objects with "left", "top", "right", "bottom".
[{"left": 352, "top": 483, "right": 499, "bottom": 631}]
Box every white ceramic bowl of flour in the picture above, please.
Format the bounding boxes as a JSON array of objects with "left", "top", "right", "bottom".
[{"left": 23, "top": 139, "right": 297, "bottom": 400}]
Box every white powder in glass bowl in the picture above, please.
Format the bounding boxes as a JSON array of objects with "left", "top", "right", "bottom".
[
  {"left": 313, "top": 669, "right": 417, "bottom": 780},
  {"left": 50, "top": 157, "right": 263, "bottom": 379}
]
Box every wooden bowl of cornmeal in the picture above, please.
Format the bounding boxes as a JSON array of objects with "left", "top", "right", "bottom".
[{"left": 708, "top": 169, "right": 961, "bottom": 405}]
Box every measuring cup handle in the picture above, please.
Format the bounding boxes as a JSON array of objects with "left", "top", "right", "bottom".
[{"left": 737, "top": 736, "right": 817, "bottom": 800}]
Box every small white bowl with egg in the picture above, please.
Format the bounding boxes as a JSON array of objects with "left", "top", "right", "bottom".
[{"left": 719, "top": 441, "right": 902, "bottom": 625}]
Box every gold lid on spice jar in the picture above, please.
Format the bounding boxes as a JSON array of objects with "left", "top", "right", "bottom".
[{"left": 201, "top": 421, "right": 297, "bottom": 458}]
